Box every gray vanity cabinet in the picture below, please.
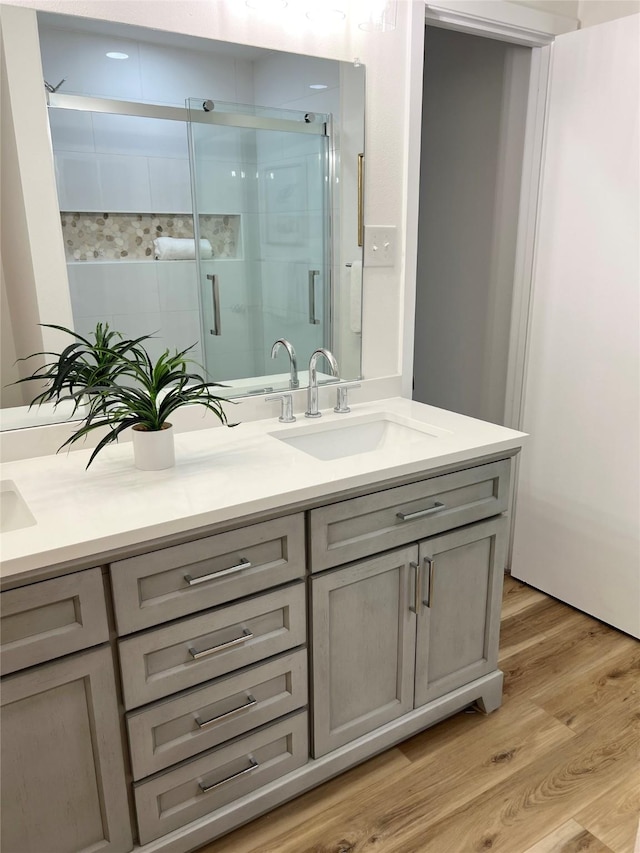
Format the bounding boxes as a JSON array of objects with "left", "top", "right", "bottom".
[
  {"left": 0, "top": 645, "right": 133, "bottom": 853},
  {"left": 310, "top": 545, "right": 418, "bottom": 757},
  {"left": 311, "top": 519, "right": 506, "bottom": 758},
  {"left": 414, "top": 517, "right": 508, "bottom": 707},
  {"left": 0, "top": 570, "right": 133, "bottom": 853},
  {"left": 310, "top": 465, "right": 511, "bottom": 759},
  {"left": 0, "top": 453, "right": 517, "bottom": 853}
]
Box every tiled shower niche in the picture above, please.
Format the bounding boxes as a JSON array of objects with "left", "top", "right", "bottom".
[{"left": 60, "top": 212, "right": 241, "bottom": 262}]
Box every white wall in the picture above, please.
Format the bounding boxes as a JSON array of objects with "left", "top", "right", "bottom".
[
  {"left": 578, "top": 0, "right": 640, "bottom": 26},
  {"left": 511, "top": 0, "right": 578, "bottom": 15},
  {"left": 0, "top": 263, "right": 25, "bottom": 408},
  {"left": 0, "top": 4, "right": 73, "bottom": 380}
]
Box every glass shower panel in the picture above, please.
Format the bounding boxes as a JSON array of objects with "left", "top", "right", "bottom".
[
  {"left": 187, "top": 99, "right": 331, "bottom": 390},
  {"left": 48, "top": 105, "right": 202, "bottom": 366}
]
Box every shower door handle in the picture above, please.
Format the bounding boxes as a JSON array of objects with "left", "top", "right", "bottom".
[
  {"left": 308, "top": 270, "right": 320, "bottom": 325},
  {"left": 207, "top": 274, "right": 221, "bottom": 335}
]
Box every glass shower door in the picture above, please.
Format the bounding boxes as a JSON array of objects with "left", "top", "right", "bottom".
[{"left": 187, "top": 99, "right": 331, "bottom": 392}]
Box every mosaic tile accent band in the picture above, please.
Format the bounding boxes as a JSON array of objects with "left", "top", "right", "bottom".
[{"left": 60, "top": 212, "right": 240, "bottom": 261}]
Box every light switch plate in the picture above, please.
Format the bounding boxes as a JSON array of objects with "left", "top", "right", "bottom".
[{"left": 364, "top": 225, "right": 397, "bottom": 267}]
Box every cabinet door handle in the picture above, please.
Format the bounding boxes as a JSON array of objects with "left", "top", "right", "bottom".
[
  {"left": 425, "top": 557, "right": 435, "bottom": 608},
  {"left": 195, "top": 694, "right": 257, "bottom": 729},
  {"left": 198, "top": 758, "right": 258, "bottom": 793},
  {"left": 409, "top": 561, "right": 421, "bottom": 614},
  {"left": 189, "top": 628, "right": 252, "bottom": 659},
  {"left": 396, "top": 502, "right": 445, "bottom": 522},
  {"left": 184, "top": 558, "right": 251, "bottom": 586}
]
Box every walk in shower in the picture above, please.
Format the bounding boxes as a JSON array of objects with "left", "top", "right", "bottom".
[{"left": 48, "top": 92, "right": 331, "bottom": 392}]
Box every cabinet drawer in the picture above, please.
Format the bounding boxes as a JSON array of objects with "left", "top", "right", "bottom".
[
  {"left": 0, "top": 569, "right": 109, "bottom": 674},
  {"left": 119, "top": 583, "right": 306, "bottom": 710},
  {"left": 126, "top": 649, "right": 308, "bottom": 779},
  {"left": 309, "top": 459, "right": 510, "bottom": 572},
  {"left": 134, "top": 710, "right": 308, "bottom": 844},
  {"left": 110, "top": 514, "right": 305, "bottom": 634}
]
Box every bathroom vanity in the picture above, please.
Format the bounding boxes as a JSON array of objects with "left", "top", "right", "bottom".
[{"left": 0, "top": 399, "right": 526, "bottom": 853}]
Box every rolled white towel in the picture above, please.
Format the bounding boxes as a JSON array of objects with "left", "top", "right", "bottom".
[{"left": 153, "top": 237, "right": 213, "bottom": 260}]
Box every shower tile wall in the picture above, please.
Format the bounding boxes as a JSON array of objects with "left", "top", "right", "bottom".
[
  {"left": 67, "top": 261, "right": 204, "bottom": 368},
  {"left": 40, "top": 22, "right": 259, "bottom": 379},
  {"left": 59, "top": 213, "right": 240, "bottom": 261}
]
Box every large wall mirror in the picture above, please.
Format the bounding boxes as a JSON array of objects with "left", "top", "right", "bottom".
[{"left": 1, "top": 11, "right": 365, "bottom": 429}]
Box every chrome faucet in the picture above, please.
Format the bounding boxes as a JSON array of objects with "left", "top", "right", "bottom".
[
  {"left": 306, "top": 348, "right": 339, "bottom": 418},
  {"left": 270, "top": 339, "right": 299, "bottom": 390}
]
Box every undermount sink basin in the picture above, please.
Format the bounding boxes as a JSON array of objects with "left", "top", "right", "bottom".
[
  {"left": 1, "top": 480, "right": 37, "bottom": 533},
  {"left": 270, "top": 413, "right": 449, "bottom": 461}
]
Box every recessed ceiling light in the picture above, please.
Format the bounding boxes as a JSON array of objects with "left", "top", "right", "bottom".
[
  {"left": 309, "top": 84, "right": 328, "bottom": 90},
  {"left": 106, "top": 52, "right": 129, "bottom": 60}
]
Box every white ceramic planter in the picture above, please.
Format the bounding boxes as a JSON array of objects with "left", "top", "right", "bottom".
[{"left": 132, "top": 423, "right": 175, "bottom": 471}]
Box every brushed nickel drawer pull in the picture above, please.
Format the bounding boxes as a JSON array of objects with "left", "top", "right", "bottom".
[
  {"left": 195, "top": 694, "right": 257, "bottom": 729},
  {"left": 198, "top": 757, "right": 259, "bottom": 793},
  {"left": 396, "top": 501, "right": 445, "bottom": 522},
  {"left": 189, "top": 628, "right": 253, "bottom": 660},
  {"left": 184, "top": 558, "right": 251, "bottom": 586},
  {"left": 409, "top": 561, "right": 421, "bottom": 614},
  {"left": 425, "top": 556, "right": 435, "bottom": 608}
]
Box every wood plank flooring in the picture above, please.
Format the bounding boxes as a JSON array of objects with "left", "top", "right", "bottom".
[{"left": 195, "top": 576, "right": 640, "bottom": 853}]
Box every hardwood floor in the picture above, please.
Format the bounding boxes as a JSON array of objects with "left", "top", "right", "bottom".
[{"left": 195, "top": 576, "right": 640, "bottom": 853}]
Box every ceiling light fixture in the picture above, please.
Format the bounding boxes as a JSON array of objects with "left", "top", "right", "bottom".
[
  {"left": 309, "top": 83, "right": 328, "bottom": 90},
  {"left": 106, "top": 51, "right": 129, "bottom": 60}
]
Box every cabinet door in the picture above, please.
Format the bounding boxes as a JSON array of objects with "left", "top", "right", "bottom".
[
  {"left": 311, "top": 545, "right": 418, "bottom": 758},
  {"left": 1, "top": 646, "right": 132, "bottom": 853},
  {"left": 415, "top": 517, "right": 507, "bottom": 707}
]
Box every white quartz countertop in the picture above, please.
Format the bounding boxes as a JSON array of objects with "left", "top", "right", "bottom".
[{"left": 0, "top": 398, "right": 527, "bottom": 584}]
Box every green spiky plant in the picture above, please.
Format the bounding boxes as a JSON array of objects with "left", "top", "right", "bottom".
[
  {"left": 17, "top": 323, "right": 235, "bottom": 468},
  {"left": 15, "top": 322, "right": 146, "bottom": 415}
]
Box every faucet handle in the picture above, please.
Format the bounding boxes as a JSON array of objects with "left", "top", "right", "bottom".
[
  {"left": 265, "top": 393, "right": 296, "bottom": 423},
  {"left": 333, "top": 382, "right": 361, "bottom": 414}
]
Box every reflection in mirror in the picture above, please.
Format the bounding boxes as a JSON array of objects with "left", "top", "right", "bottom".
[{"left": 1, "top": 12, "right": 365, "bottom": 428}]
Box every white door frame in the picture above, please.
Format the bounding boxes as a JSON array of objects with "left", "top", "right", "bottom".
[
  {"left": 402, "top": 0, "right": 577, "bottom": 419},
  {"left": 401, "top": 0, "right": 577, "bottom": 565}
]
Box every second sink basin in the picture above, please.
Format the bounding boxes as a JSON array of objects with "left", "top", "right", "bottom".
[
  {"left": 269, "top": 412, "right": 449, "bottom": 461},
  {"left": 1, "top": 480, "right": 36, "bottom": 533}
]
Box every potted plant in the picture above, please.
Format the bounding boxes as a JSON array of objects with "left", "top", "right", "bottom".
[{"left": 17, "top": 324, "right": 235, "bottom": 470}]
